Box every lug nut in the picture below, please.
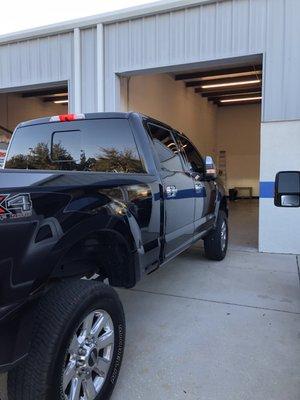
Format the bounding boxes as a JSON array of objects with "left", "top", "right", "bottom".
[{"left": 78, "top": 348, "right": 86, "bottom": 356}]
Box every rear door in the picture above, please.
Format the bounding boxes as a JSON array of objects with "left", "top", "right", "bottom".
[{"left": 146, "top": 123, "right": 195, "bottom": 259}]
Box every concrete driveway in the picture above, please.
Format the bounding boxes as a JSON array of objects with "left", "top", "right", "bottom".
[
  {"left": 1, "top": 238, "right": 300, "bottom": 399},
  {"left": 111, "top": 245, "right": 300, "bottom": 400}
]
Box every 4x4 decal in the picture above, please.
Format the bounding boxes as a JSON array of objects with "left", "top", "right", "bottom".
[{"left": 0, "top": 193, "right": 33, "bottom": 221}]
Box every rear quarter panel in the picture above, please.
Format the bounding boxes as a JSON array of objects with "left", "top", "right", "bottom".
[{"left": 0, "top": 170, "right": 161, "bottom": 306}]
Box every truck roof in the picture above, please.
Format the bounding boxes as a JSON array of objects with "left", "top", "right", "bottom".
[
  {"left": 15, "top": 111, "right": 177, "bottom": 138},
  {"left": 18, "top": 112, "right": 142, "bottom": 128}
]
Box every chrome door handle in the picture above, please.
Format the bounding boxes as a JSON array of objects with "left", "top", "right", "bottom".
[
  {"left": 165, "top": 185, "right": 178, "bottom": 198},
  {"left": 194, "top": 181, "right": 204, "bottom": 192}
]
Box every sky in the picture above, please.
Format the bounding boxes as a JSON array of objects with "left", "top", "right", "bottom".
[{"left": 0, "top": 0, "right": 161, "bottom": 35}]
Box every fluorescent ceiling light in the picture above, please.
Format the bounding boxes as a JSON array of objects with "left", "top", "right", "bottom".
[
  {"left": 220, "top": 96, "right": 262, "bottom": 103},
  {"left": 199, "top": 70, "right": 262, "bottom": 81},
  {"left": 54, "top": 99, "right": 68, "bottom": 104},
  {"left": 52, "top": 93, "right": 68, "bottom": 97},
  {"left": 201, "top": 79, "right": 261, "bottom": 89}
]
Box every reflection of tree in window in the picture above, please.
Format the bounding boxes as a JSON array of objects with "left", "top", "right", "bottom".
[
  {"left": 5, "top": 142, "right": 76, "bottom": 170},
  {"left": 85, "top": 147, "right": 144, "bottom": 173},
  {"left": 6, "top": 143, "right": 143, "bottom": 173}
]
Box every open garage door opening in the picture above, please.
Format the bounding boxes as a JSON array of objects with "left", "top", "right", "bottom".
[
  {"left": 0, "top": 83, "right": 68, "bottom": 167},
  {"left": 121, "top": 60, "right": 262, "bottom": 251}
]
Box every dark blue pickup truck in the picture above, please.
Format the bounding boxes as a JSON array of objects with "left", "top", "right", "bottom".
[{"left": 0, "top": 112, "right": 228, "bottom": 400}]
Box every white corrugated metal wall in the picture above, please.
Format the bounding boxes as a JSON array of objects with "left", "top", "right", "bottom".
[
  {"left": 104, "top": 0, "right": 300, "bottom": 122},
  {"left": 0, "top": 27, "right": 97, "bottom": 113},
  {"left": 0, "top": 32, "right": 74, "bottom": 109},
  {"left": 0, "top": 0, "right": 299, "bottom": 121},
  {"left": 0, "top": 33, "right": 73, "bottom": 89}
]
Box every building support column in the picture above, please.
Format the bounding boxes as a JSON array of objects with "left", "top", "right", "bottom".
[
  {"left": 73, "top": 28, "right": 81, "bottom": 113},
  {"left": 96, "top": 23, "right": 105, "bottom": 112}
]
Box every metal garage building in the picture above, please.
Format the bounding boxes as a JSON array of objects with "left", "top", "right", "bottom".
[{"left": 0, "top": 0, "right": 299, "bottom": 254}]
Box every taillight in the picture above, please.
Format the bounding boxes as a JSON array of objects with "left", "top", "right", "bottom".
[{"left": 50, "top": 114, "right": 85, "bottom": 122}]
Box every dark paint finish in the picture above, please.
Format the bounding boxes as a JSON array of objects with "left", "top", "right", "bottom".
[{"left": 0, "top": 112, "right": 226, "bottom": 370}]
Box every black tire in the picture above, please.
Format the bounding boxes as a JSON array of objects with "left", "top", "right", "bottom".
[
  {"left": 8, "top": 279, "right": 125, "bottom": 400},
  {"left": 204, "top": 210, "right": 228, "bottom": 261}
]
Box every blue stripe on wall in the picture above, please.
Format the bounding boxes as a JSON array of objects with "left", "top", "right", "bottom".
[{"left": 260, "top": 181, "right": 275, "bottom": 198}]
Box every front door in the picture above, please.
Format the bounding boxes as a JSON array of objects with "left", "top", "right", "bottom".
[
  {"left": 174, "top": 133, "right": 216, "bottom": 235},
  {"left": 147, "top": 123, "right": 195, "bottom": 259}
]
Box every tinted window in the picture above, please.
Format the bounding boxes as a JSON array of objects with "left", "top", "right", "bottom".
[
  {"left": 5, "top": 119, "right": 145, "bottom": 173},
  {"left": 174, "top": 133, "right": 204, "bottom": 174},
  {"left": 147, "top": 123, "right": 183, "bottom": 171}
]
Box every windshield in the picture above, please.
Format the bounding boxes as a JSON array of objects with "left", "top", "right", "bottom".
[{"left": 5, "top": 119, "right": 144, "bottom": 174}]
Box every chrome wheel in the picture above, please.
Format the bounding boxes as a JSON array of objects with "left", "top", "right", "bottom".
[
  {"left": 220, "top": 220, "right": 227, "bottom": 251},
  {"left": 63, "top": 310, "right": 114, "bottom": 400}
]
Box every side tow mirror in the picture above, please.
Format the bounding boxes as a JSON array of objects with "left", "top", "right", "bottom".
[
  {"left": 274, "top": 171, "right": 300, "bottom": 207},
  {"left": 205, "top": 156, "right": 217, "bottom": 180}
]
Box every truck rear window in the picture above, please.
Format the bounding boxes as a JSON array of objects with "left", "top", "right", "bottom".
[{"left": 5, "top": 119, "right": 145, "bottom": 173}]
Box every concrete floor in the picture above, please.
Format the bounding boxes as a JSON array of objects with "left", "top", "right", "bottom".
[
  {"left": 1, "top": 200, "right": 300, "bottom": 400},
  {"left": 227, "top": 199, "right": 259, "bottom": 251}
]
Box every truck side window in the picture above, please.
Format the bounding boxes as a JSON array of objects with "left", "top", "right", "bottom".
[
  {"left": 174, "top": 133, "right": 204, "bottom": 175},
  {"left": 147, "top": 123, "right": 183, "bottom": 172}
]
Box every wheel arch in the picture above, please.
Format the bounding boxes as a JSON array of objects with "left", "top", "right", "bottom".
[
  {"left": 50, "top": 227, "right": 138, "bottom": 288},
  {"left": 40, "top": 206, "right": 144, "bottom": 289}
]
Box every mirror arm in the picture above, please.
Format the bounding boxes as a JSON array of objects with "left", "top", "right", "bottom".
[
  {"left": 186, "top": 170, "right": 205, "bottom": 180},
  {"left": 204, "top": 174, "right": 215, "bottom": 182}
]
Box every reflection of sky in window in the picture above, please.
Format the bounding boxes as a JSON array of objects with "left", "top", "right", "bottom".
[
  {"left": 83, "top": 120, "right": 139, "bottom": 160},
  {"left": 52, "top": 130, "right": 81, "bottom": 161},
  {"left": 52, "top": 120, "right": 140, "bottom": 162},
  {"left": 7, "top": 126, "right": 51, "bottom": 159}
]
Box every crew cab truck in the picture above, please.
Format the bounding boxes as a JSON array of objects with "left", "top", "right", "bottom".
[{"left": 0, "top": 112, "right": 228, "bottom": 400}]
